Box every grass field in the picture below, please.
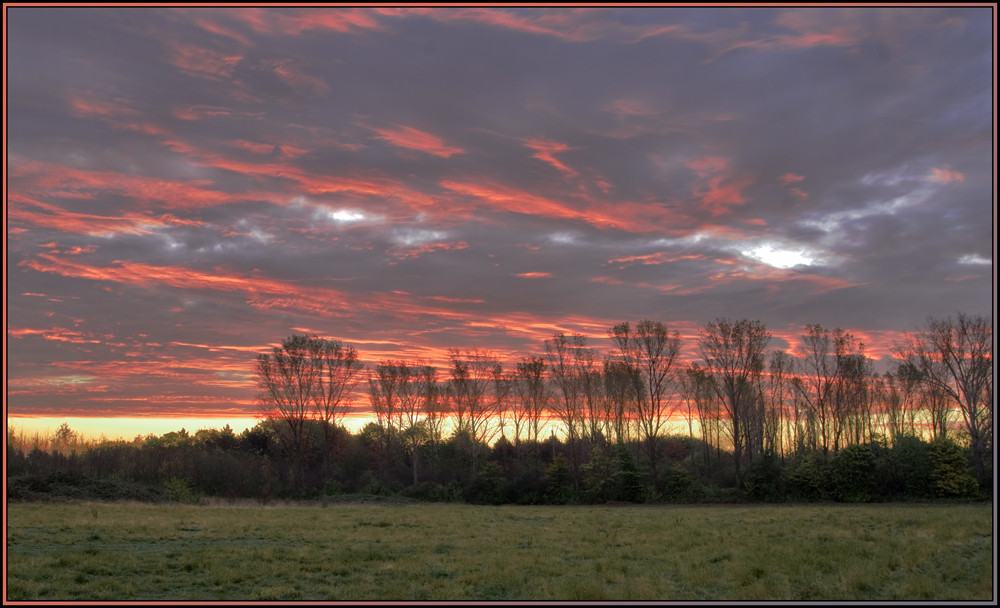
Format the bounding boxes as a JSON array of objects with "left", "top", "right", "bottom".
[{"left": 5, "top": 500, "right": 993, "bottom": 601}]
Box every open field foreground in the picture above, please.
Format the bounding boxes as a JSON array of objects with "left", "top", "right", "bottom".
[{"left": 6, "top": 501, "right": 993, "bottom": 602}]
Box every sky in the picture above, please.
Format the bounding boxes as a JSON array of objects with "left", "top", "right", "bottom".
[{"left": 5, "top": 6, "right": 995, "bottom": 437}]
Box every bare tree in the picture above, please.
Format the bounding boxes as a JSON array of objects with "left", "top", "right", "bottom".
[
  {"left": 255, "top": 334, "right": 322, "bottom": 482},
  {"left": 306, "top": 338, "right": 363, "bottom": 474},
  {"left": 609, "top": 320, "right": 682, "bottom": 478},
  {"left": 512, "top": 356, "right": 549, "bottom": 443},
  {"left": 447, "top": 347, "right": 504, "bottom": 473},
  {"left": 604, "top": 357, "right": 644, "bottom": 445},
  {"left": 685, "top": 363, "right": 720, "bottom": 465},
  {"left": 897, "top": 313, "right": 993, "bottom": 484},
  {"left": 699, "top": 318, "right": 770, "bottom": 486},
  {"left": 766, "top": 350, "right": 794, "bottom": 457},
  {"left": 545, "top": 332, "right": 590, "bottom": 477},
  {"left": 794, "top": 324, "right": 864, "bottom": 454}
]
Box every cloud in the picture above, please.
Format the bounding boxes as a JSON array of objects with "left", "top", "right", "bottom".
[
  {"left": 927, "top": 167, "right": 965, "bottom": 183},
  {"left": 372, "top": 125, "right": 465, "bottom": 158},
  {"left": 6, "top": 6, "right": 991, "bottom": 424}
]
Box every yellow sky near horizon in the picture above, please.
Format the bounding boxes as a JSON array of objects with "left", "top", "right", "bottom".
[{"left": 6, "top": 415, "right": 378, "bottom": 443}]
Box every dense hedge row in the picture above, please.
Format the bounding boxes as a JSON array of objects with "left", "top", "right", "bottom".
[{"left": 6, "top": 419, "right": 988, "bottom": 505}]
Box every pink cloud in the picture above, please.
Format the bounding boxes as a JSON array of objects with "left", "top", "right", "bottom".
[
  {"left": 389, "top": 241, "right": 470, "bottom": 260},
  {"left": 225, "top": 8, "right": 382, "bottom": 36},
  {"left": 780, "top": 173, "right": 805, "bottom": 184},
  {"left": 928, "top": 168, "right": 965, "bottom": 183},
  {"left": 603, "top": 98, "right": 667, "bottom": 118},
  {"left": 514, "top": 272, "right": 552, "bottom": 279},
  {"left": 256, "top": 58, "right": 331, "bottom": 97},
  {"left": 377, "top": 8, "right": 685, "bottom": 44},
  {"left": 373, "top": 125, "right": 465, "bottom": 158},
  {"left": 694, "top": 174, "right": 754, "bottom": 216},
  {"left": 721, "top": 10, "right": 861, "bottom": 55},
  {"left": 522, "top": 138, "right": 576, "bottom": 176},
  {"left": 683, "top": 155, "right": 753, "bottom": 215},
  {"left": 165, "top": 40, "right": 242, "bottom": 81},
  {"left": 685, "top": 155, "right": 729, "bottom": 178}
]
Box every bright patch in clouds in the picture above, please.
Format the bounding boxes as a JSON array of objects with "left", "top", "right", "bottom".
[
  {"left": 958, "top": 254, "right": 991, "bottom": 266},
  {"left": 330, "top": 209, "right": 366, "bottom": 223},
  {"left": 745, "top": 244, "right": 814, "bottom": 269}
]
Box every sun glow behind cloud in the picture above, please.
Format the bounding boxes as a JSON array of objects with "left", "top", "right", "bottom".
[{"left": 745, "top": 244, "right": 814, "bottom": 269}]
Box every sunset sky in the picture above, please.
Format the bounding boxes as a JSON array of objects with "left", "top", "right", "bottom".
[{"left": 6, "top": 6, "right": 994, "bottom": 439}]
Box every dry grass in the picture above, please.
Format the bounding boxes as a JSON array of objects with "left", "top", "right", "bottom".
[{"left": 5, "top": 501, "right": 993, "bottom": 601}]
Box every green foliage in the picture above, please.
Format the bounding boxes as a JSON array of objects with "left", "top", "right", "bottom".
[
  {"left": 581, "top": 445, "right": 617, "bottom": 503},
  {"left": 882, "top": 436, "right": 933, "bottom": 499},
  {"left": 162, "top": 477, "right": 199, "bottom": 504},
  {"left": 742, "top": 451, "right": 786, "bottom": 502},
  {"left": 7, "top": 417, "right": 991, "bottom": 507},
  {"left": 831, "top": 444, "right": 877, "bottom": 502},
  {"left": 465, "top": 462, "right": 508, "bottom": 505},
  {"left": 928, "top": 438, "right": 979, "bottom": 498},
  {"left": 544, "top": 454, "right": 576, "bottom": 504},
  {"left": 659, "top": 463, "right": 697, "bottom": 502},
  {"left": 612, "top": 443, "right": 643, "bottom": 503},
  {"left": 785, "top": 451, "right": 833, "bottom": 502}
]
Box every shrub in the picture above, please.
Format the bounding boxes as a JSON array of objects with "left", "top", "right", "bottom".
[
  {"left": 831, "top": 444, "right": 877, "bottom": 502},
  {"left": 786, "top": 451, "right": 832, "bottom": 501},
  {"left": 659, "top": 463, "right": 697, "bottom": 503},
  {"left": 742, "top": 451, "right": 786, "bottom": 502},
  {"left": 162, "top": 477, "right": 199, "bottom": 504},
  {"left": 465, "top": 462, "right": 508, "bottom": 505},
  {"left": 544, "top": 454, "right": 576, "bottom": 504},
  {"left": 611, "top": 443, "right": 643, "bottom": 503},
  {"left": 929, "top": 438, "right": 979, "bottom": 498}
]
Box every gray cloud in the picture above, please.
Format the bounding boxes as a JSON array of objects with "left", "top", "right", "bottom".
[{"left": 6, "top": 7, "right": 992, "bottom": 421}]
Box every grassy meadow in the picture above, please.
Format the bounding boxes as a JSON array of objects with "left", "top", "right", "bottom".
[{"left": 5, "top": 500, "right": 993, "bottom": 601}]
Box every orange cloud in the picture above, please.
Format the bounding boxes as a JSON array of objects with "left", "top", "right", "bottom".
[
  {"left": 608, "top": 252, "right": 707, "bottom": 267},
  {"left": 166, "top": 41, "right": 242, "bottom": 81},
  {"left": 684, "top": 156, "right": 753, "bottom": 216},
  {"left": 696, "top": 174, "right": 754, "bottom": 215},
  {"left": 514, "top": 272, "right": 552, "bottom": 278},
  {"left": 7, "top": 192, "right": 210, "bottom": 237},
  {"left": 389, "top": 241, "right": 469, "bottom": 260},
  {"left": 441, "top": 179, "right": 676, "bottom": 233},
  {"left": 225, "top": 7, "right": 383, "bottom": 36},
  {"left": 20, "top": 254, "right": 353, "bottom": 315},
  {"left": 928, "top": 168, "right": 965, "bottom": 183},
  {"left": 720, "top": 10, "right": 861, "bottom": 55},
  {"left": 372, "top": 125, "right": 465, "bottom": 158},
  {"left": 523, "top": 138, "right": 576, "bottom": 176},
  {"left": 604, "top": 98, "right": 667, "bottom": 118},
  {"left": 12, "top": 160, "right": 252, "bottom": 211},
  {"left": 685, "top": 155, "right": 729, "bottom": 178},
  {"left": 257, "top": 58, "right": 331, "bottom": 97},
  {"left": 377, "top": 7, "right": 684, "bottom": 44}
]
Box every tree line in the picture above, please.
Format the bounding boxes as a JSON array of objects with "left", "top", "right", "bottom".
[{"left": 7, "top": 313, "right": 992, "bottom": 505}]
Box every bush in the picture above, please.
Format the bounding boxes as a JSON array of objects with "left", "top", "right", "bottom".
[
  {"left": 611, "top": 443, "right": 643, "bottom": 503},
  {"left": 885, "top": 436, "right": 933, "bottom": 499},
  {"left": 786, "top": 451, "right": 832, "bottom": 501},
  {"left": 742, "top": 451, "right": 786, "bottom": 502},
  {"left": 465, "top": 462, "right": 508, "bottom": 505},
  {"left": 929, "top": 438, "right": 979, "bottom": 498},
  {"left": 544, "top": 454, "right": 576, "bottom": 504},
  {"left": 163, "top": 477, "right": 199, "bottom": 503},
  {"left": 581, "top": 445, "right": 617, "bottom": 504},
  {"left": 831, "top": 444, "right": 877, "bottom": 502},
  {"left": 659, "top": 463, "right": 697, "bottom": 502}
]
